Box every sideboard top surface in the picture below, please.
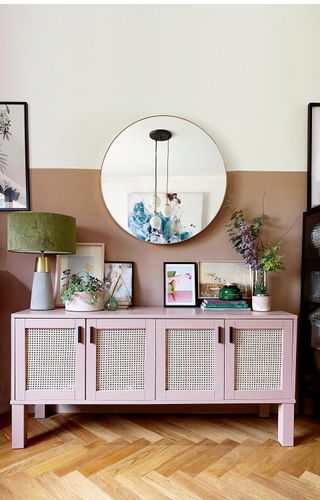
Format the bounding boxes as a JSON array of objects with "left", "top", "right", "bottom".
[{"left": 12, "top": 307, "right": 297, "bottom": 320}]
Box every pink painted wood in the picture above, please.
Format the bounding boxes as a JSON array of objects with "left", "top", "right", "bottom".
[
  {"left": 11, "top": 405, "right": 26, "bottom": 449},
  {"left": 15, "top": 318, "right": 85, "bottom": 402},
  {"left": 86, "top": 318, "right": 155, "bottom": 401},
  {"left": 156, "top": 318, "right": 224, "bottom": 401},
  {"left": 224, "top": 319, "right": 294, "bottom": 400},
  {"left": 35, "top": 405, "right": 46, "bottom": 418},
  {"left": 11, "top": 308, "right": 297, "bottom": 448},
  {"left": 278, "top": 403, "right": 295, "bottom": 446}
]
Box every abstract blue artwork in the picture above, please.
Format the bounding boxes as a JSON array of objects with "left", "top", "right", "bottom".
[{"left": 128, "top": 192, "right": 203, "bottom": 244}]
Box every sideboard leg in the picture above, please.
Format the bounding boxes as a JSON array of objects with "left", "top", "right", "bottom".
[
  {"left": 12, "top": 405, "right": 27, "bottom": 449},
  {"left": 278, "top": 403, "right": 294, "bottom": 446},
  {"left": 35, "top": 404, "right": 46, "bottom": 419},
  {"left": 259, "top": 404, "right": 270, "bottom": 417}
]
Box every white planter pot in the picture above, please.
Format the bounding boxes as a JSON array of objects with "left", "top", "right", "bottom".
[
  {"left": 65, "top": 291, "right": 105, "bottom": 312},
  {"left": 252, "top": 294, "right": 271, "bottom": 312}
]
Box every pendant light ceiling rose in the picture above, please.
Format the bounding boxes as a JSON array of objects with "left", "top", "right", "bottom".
[{"left": 149, "top": 129, "right": 172, "bottom": 142}]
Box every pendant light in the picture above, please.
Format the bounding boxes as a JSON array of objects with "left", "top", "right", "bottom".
[{"left": 149, "top": 129, "right": 172, "bottom": 230}]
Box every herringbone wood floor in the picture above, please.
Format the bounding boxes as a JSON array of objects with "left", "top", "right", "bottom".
[{"left": 0, "top": 412, "right": 320, "bottom": 499}]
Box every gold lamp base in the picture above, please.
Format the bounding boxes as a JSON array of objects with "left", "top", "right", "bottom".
[
  {"left": 31, "top": 254, "right": 54, "bottom": 310},
  {"left": 34, "top": 254, "right": 51, "bottom": 273}
]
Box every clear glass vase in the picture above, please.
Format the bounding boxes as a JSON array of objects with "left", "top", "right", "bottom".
[{"left": 251, "top": 269, "right": 268, "bottom": 296}]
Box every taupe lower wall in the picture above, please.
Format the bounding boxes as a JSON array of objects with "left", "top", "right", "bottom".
[{"left": 0, "top": 169, "right": 306, "bottom": 413}]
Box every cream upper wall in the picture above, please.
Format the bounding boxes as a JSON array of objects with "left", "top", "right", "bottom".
[{"left": 1, "top": 4, "right": 320, "bottom": 171}]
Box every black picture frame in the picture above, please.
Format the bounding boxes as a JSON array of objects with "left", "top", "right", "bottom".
[
  {"left": 307, "top": 103, "right": 320, "bottom": 210},
  {"left": 0, "top": 102, "right": 30, "bottom": 211},
  {"left": 163, "top": 262, "right": 197, "bottom": 307},
  {"left": 104, "top": 261, "right": 134, "bottom": 308}
]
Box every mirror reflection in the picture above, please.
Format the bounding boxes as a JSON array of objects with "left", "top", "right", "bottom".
[{"left": 101, "top": 115, "right": 227, "bottom": 244}]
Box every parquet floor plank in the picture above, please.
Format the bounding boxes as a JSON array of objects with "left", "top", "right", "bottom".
[
  {"left": 0, "top": 440, "right": 89, "bottom": 477},
  {"left": 53, "top": 440, "right": 123, "bottom": 477},
  {"left": 0, "top": 413, "right": 319, "bottom": 499},
  {"left": 58, "top": 470, "right": 112, "bottom": 499},
  {"left": 100, "top": 438, "right": 188, "bottom": 478},
  {"left": 217, "top": 470, "right": 287, "bottom": 500},
  {"left": 103, "top": 415, "right": 163, "bottom": 443},
  {"left": 281, "top": 439, "right": 320, "bottom": 477},
  {"left": 231, "top": 439, "right": 282, "bottom": 476},
  {"left": 1, "top": 471, "right": 56, "bottom": 499},
  {"left": 70, "top": 415, "right": 123, "bottom": 442},
  {"left": 130, "top": 415, "right": 204, "bottom": 444},
  {"left": 93, "top": 470, "right": 144, "bottom": 500},
  {"left": 300, "top": 470, "right": 320, "bottom": 489},
  {"left": 204, "top": 438, "right": 258, "bottom": 477},
  {"left": 113, "top": 471, "right": 170, "bottom": 499},
  {"left": 35, "top": 471, "right": 79, "bottom": 500},
  {"left": 249, "top": 471, "right": 315, "bottom": 500},
  {"left": 180, "top": 438, "right": 238, "bottom": 477},
  {"left": 267, "top": 471, "right": 320, "bottom": 499}
]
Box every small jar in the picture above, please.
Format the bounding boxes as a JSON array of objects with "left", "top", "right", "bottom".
[
  {"left": 219, "top": 283, "right": 241, "bottom": 300},
  {"left": 105, "top": 297, "right": 119, "bottom": 311}
]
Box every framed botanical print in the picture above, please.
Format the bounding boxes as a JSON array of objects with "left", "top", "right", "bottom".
[
  {"left": 0, "top": 102, "right": 30, "bottom": 210},
  {"left": 164, "top": 262, "right": 197, "bottom": 307},
  {"left": 54, "top": 242, "right": 105, "bottom": 306}
]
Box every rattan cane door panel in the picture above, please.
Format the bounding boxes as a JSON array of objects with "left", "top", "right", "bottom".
[
  {"left": 225, "top": 319, "right": 294, "bottom": 400},
  {"left": 86, "top": 319, "right": 155, "bottom": 401},
  {"left": 156, "top": 319, "right": 224, "bottom": 401},
  {"left": 15, "top": 318, "right": 85, "bottom": 401}
]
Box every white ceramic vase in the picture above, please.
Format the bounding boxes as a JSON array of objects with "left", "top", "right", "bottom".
[
  {"left": 65, "top": 291, "right": 105, "bottom": 312},
  {"left": 252, "top": 294, "right": 271, "bottom": 312}
]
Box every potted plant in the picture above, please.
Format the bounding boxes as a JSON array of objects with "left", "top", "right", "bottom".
[
  {"left": 61, "top": 269, "right": 106, "bottom": 312},
  {"left": 226, "top": 207, "right": 285, "bottom": 312}
]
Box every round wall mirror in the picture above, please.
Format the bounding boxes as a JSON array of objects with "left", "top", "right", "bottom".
[{"left": 101, "top": 115, "right": 227, "bottom": 244}]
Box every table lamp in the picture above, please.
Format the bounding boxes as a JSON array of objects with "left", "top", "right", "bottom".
[{"left": 7, "top": 212, "right": 76, "bottom": 310}]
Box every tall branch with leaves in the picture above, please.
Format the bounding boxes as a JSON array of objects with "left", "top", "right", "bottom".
[{"left": 227, "top": 208, "right": 285, "bottom": 273}]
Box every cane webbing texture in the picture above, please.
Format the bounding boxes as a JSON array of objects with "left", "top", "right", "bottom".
[
  {"left": 26, "top": 328, "right": 76, "bottom": 390},
  {"left": 234, "top": 328, "right": 282, "bottom": 391},
  {"left": 166, "top": 329, "right": 215, "bottom": 391},
  {"left": 96, "top": 329, "right": 146, "bottom": 391}
]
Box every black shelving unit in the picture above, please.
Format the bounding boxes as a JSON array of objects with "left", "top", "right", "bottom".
[{"left": 299, "top": 206, "right": 320, "bottom": 415}]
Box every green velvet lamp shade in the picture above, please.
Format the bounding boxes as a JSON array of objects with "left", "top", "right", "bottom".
[{"left": 7, "top": 212, "right": 76, "bottom": 254}]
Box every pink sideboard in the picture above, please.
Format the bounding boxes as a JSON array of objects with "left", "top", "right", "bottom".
[{"left": 11, "top": 307, "right": 297, "bottom": 448}]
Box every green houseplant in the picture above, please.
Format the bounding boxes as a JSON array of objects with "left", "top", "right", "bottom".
[
  {"left": 226, "top": 207, "right": 285, "bottom": 311},
  {"left": 61, "top": 269, "right": 106, "bottom": 311}
]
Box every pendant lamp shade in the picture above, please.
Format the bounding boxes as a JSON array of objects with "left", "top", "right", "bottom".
[
  {"left": 7, "top": 212, "right": 76, "bottom": 311},
  {"left": 7, "top": 212, "right": 76, "bottom": 254}
]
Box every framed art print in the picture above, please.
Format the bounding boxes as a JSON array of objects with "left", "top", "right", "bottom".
[
  {"left": 104, "top": 261, "right": 134, "bottom": 308},
  {"left": 308, "top": 103, "right": 320, "bottom": 209},
  {"left": 198, "top": 261, "right": 252, "bottom": 299},
  {"left": 164, "top": 262, "right": 197, "bottom": 307},
  {"left": 54, "top": 242, "right": 105, "bottom": 306},
  {"left": 0, "top": 102, "right": 30, "bottom": 211}
]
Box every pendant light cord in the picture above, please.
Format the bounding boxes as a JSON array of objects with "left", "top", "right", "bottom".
[
  {"left": 166, "top": 139, "right": 170, "bottom": 202},
  {"left": 154, "top": 139, "right": 158, "bottom": 214}
]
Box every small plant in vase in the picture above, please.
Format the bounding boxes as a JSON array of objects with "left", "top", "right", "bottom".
[
  {"left": 226, "top": 206, "right": 285, "bottom": 312},
  {"left": 61, "top": 270, "right": 106, "bottom": 311}
]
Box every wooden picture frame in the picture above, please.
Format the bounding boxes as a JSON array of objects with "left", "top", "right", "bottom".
[
  {"left": 54, "top": 242, "right": 105, "bottom": 306},
  {"left": 104, "top": 261, "right": 134, "bottom": 308},
  {"left": 0, "top": 102, "right": 30, "bottom": 211},
  {"left": 164, "top": 262, "right": 197, "bottom": 307},
  {"left": 308, "top": 103, "right": 320, "bottom": 209},
  {"left": 198, "top": 260, "right": 252, "bottom": 299}
]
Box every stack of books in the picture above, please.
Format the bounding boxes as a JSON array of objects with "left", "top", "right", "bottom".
[{"left": 201, "top": 299, "right": 250, "bottom": 311}]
